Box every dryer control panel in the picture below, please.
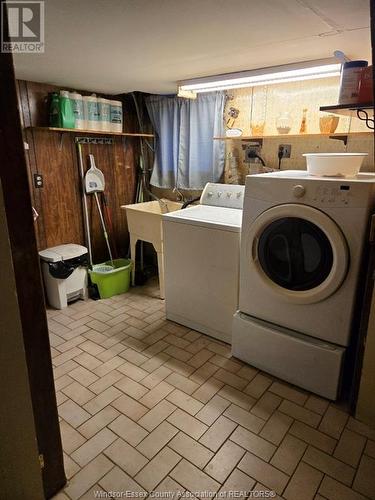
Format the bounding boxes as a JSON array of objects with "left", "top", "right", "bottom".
[
  {"left": 312, "top": 185, "right": 350, "bottom": 205},
  {"left": 291, "top": 184, "right": 351, "bottom": 205},
  {"left": 201, "top": 183, "right": 245, "bottom": 209},
  {"left": 248, "top": 171, "right": 375, "bottom": 209}
]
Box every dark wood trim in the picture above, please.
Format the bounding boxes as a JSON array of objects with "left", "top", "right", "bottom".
[
  {"left": 17, "top": 80, "right": 48, "bottom": 249},
  {"left": 350, "top": 0, "right": 375, "bottom": 413},
  {"left": 0, "top": 13, "right": 65, "bottom": 500}
]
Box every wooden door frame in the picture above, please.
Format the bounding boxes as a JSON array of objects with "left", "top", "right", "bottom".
[
  {"left": 0, "top": 9, "right": 65, "bottom": 499},
  {"left": 354, "top": 0, "right": 375, "bottom": 424}
]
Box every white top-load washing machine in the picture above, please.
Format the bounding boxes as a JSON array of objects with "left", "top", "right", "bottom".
[
  {"left": 232, "top": 170, "right": 375, "bottom": 399},
  {"left": 163, "top": 183, "right": 245, "bottom": 343}
]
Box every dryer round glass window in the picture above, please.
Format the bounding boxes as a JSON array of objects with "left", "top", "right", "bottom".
[
  {"left": 257, "top": 217, "right": 334, "bottom": 291},
  {"left": 246, "top": 204, "right": 349, "bottom": 304}
]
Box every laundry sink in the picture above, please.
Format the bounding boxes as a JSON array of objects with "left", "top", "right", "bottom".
[
  {"left": 122, "top": 200, "right": 183, "bottom": 242},
  {"left": 121, "top": 200, "right": 183, "bottom": 298}
]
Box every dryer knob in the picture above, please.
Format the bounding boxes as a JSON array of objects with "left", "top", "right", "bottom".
[{"left": 293, "top": 185, "right": 305, "bottom": 198}]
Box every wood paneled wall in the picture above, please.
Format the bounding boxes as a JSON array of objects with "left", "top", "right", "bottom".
[{"left": 17, "top": 80, "right": 140, "bottom": 262}]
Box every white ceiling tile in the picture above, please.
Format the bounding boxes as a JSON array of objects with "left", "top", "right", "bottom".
[{"left": 13, "top": 0, "right": 371, "bottom": 94}]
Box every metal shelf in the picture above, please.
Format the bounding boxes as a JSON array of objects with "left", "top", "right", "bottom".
[{"left": 319, "top": 103, "right": 373, "bottom": 118}]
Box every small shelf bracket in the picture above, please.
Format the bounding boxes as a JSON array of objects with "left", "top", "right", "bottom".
[
  {"left": 329, "top": 134, "right": 348, "bottom": 146},
  {"left": 356, "top": 109, "right": 374, "bottom": 130},
  {"left": 58, "top": 132, "right": 65, "bottom": 150},
  {"left": 122, "top": 136, "right": 130, "bottom": 149}
]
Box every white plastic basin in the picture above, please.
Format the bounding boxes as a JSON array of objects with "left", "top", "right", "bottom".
[
  {"left": 303, "top": 153, "right": 368, "bottom": 177},
  {"left": 121, "top": 200, "right": 183, "bottom": 298},
  {"left": 122, "top": 200, "right": 183, "bottom": 244}
]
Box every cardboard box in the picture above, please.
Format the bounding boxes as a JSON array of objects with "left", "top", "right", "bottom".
[{"left": 358, "top": 66, "right": 373, "bottom": 104}]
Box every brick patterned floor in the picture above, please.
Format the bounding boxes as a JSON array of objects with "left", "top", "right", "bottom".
[{"left": 48, "top": 280, "right": 375, "bottom": 500}]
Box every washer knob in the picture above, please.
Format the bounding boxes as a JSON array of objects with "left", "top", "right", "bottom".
[{"left": 293, "top": 185, "right": 305, "bottom": 198}]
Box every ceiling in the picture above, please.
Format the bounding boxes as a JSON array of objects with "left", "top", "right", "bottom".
[{"left": 13, "top": 0, "right": 371, "bottom": 95}]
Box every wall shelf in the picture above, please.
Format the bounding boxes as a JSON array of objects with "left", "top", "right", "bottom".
[
  {"left": 25, "top": 126, "right": 154, "bottom": 138},
  {"left": 319, "top": 103, "right": 373, "bottom": 118},
  {"left": 213, "top": 131, "right": 372, "bottom": 140},
  {"left": 319, "top": 104, "right": 374, "bottom": 131}
]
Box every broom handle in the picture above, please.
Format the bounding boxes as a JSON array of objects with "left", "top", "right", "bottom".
[
  {"left": 94, "top": 192, "right": 114, "bottom": 266},
  {"left": 102, "top": 193, "right": 118, "bottom": 258},
  {"left": 77, "top": 143, "right": 93, "bottom": 267}
]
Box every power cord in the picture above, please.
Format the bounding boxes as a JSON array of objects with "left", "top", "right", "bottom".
[
  {"left": 278, "top": 146, "right": 284, "bottom": 170},
  {"left": 247, "top": 149, "right": 266, "bottom": 166}
]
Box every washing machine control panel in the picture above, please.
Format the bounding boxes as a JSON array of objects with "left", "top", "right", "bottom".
[{"left": 201, "top": 182, "right": 245, "bottom": 209}]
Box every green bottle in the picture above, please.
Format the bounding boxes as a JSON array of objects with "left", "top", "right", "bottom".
[
  {"left": 49, "top": 92, "right": 61, "bottom": 127},
  {"left": 59, "top": 90, "right": 75, "bottom": 129}
]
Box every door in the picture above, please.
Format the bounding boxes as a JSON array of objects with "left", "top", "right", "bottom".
[
  {"left": 0, "top": 12, "right": 65, "bottom": 498},
  {"left": 247, "top": 204, "right": 349, "bottom": 304}
]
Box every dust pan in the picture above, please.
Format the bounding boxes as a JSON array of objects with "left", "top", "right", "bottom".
[
  {"left": 85, "top": 154, "right": 105, "bottom": 193},
  {"left": 84, "top": 154, "right": 115, "bottom": 268}
]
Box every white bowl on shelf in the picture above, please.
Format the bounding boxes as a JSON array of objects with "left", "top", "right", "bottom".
[{"left": 303, "top": 153, "right": 368, "bottom": 177}]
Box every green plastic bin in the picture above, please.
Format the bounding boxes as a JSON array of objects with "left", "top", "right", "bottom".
[{"left": 89, "top": 258, "right": 132, "bottom": 299}]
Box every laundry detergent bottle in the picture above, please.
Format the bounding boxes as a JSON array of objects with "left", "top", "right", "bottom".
[
  {"left": 83, "top": 95, "right": 100, "bottom": 131},
  {"left": 49, "top": 92, "right": 61, "bottom": 127},
  {"left": 69, "top": 91, "right": 85, "bottom": 129},
  {"left": 59, "top": 90, "right": 75, "bottom": 129}
]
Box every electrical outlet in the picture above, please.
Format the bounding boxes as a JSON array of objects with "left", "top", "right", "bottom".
[
  {"left": 34, "top": 173, "right": 43, "bottom": 188},
  {"left": 243, "top": 140, "right": 263, "bottom": 163},
  {"left": 278, "top": 144, "right": 292, "bottom": 158}
]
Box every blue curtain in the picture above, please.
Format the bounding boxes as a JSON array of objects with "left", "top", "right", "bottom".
[{"left": 146, "top": 92, "right": 225, "bottom": 190}]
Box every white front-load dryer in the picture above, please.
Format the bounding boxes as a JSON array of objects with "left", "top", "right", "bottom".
[{"left": 232, "top": 170, "right": 375, "bottom": 399}]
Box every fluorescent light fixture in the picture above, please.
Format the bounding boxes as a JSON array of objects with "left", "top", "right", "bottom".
[{"left": 178, "top": 58, "right": 341, "bottom": 94}]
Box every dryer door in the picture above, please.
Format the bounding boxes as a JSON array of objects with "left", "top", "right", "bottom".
[{"left": 247, "top": 204, "right": 349, "bottom": 304}]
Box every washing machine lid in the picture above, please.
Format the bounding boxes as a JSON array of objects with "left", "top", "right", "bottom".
[
  {"left": 39, "top": 244, "right": 88, "bottom": 262},
  {"left": 163, "top": 205, "right": 242, "bottom": 232}
]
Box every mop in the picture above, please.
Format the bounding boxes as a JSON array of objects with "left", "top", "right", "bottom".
[{"left": 85, "top": 154, "right": 115, "bottom": 272}]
